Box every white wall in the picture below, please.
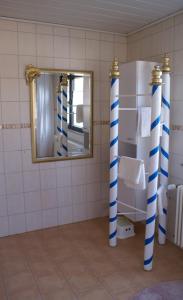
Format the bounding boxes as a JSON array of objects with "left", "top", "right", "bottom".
[
  {"left": 127, "top": 12, "right": 183, "bottom": 186},
  {"left": 0, "top": 18, "right": 127, "bottom": 236}
]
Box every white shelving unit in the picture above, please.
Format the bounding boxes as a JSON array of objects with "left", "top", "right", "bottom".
[{"left": 118, "top": 61, "right": 157, "bottom": 222}]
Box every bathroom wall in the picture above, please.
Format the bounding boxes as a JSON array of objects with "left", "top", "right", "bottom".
[
  {"left": 0, "top": 18, "right": 127, "bottom": 236},
  {"left": 127, "top": 12, "right": 183, "bottom": 239}
]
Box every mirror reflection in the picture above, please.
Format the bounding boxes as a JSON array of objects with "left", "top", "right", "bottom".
[{"left": 26, "top": 66, "right": 93, "bottom": 162}]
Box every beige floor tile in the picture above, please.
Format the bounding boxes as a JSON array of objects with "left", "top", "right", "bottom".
[
  {"left": 79, "top": 287, "right": 113, "bottom": 300},
  {"left": 68, "top": 271, "right": 99, "bottom": 294},
  {"left": 4, "top": 271, "right": 36, "bottom": 296},
  {"left": 8, "top": 287, "right": 42, "bottom": 300},
  {"left": 37, "top": 274, "right": 67, "bottom": 295},
  {"left": 42, "top": 287, "right": 77, "bottom": 300}
]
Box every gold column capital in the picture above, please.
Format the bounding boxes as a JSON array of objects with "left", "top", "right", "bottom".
[
  {"left": 109, "top": 57, "right": 120, "bottom": 78},
  {"left": 162, "top": 54, "right": 171, "bottom": 73},
  {"left": 61, "top": 73, "right": 68, "bottom": 86},
  {"left": 150, "top": 65, "right": 162, "bottom": 85}
]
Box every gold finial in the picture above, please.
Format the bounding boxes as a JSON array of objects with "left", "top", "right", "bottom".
[
  {"left": 25, "top": 64, "right": 41, "bottom": 83},
  {"left": 162, "top": 54, "right": 171, "bottom": 73},
  {"left": 109, "top": 57, "right": 120, "bottom": 78},
  {"left": 61, "top": 73, "right": 68, "bottom": 86},
  {"left": 150, "top": 65, "right": 162, "bottom": 85}
]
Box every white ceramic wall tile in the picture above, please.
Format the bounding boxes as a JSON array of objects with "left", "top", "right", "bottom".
[
  {"left": 0, "top": 55, "right": 18, "bottom": 78},
  {"left": 41, "top": 189, "right": 57, "bottom": 209},
  {"left": 56, "top": 167, "right": 71, "bottom": 187},
  {"left": 0, "top": 195, "right": 7, "bottom": 217},
  {"left": 4, "top": 151, "right": 22, "bottom": 173},
  {"left": 37, "top": 34, "right": 54, "bottom": 57},
  {"left": 18, "top": 32, "right": 36, "bottom": 56},
  {"left": 70, "top": 38, "right": 85, "bottom": 59},
  {"left": 53, "top": 36, "right": 69, "bottom": 58},
  {"left": 58, "top": 206, "right": 73, "bottom": 225},
  {"left": 26, "top": 211, "right": 42, "bottom": 231},
  {"left": 40, "top": 169, "right": 57, "bottom": 190},
  {"left": 0, "top": 31, "right": 17, "bottom": 55},
  {"left": 0, "top": 216, "right": 9, "bottom": 237},
  {"left": 85, "top": 39, "right": 100, "bottom": 60},
  {"left": 57, "top": 186, "right": 72, "bottom": 207},
  {"left": 21, "top": 128, "right": 31, "bottom": 150},
  {"left": 18, "top": 22, "right": 36, "bottom": 33},
  {"left": 3, "top": 129, "right": 21, "bottom": 151},
  {"left": 72, "top": 185, "right": 86, "bottom": 204},
  {"left": 0, "top": 18, "right": 128, "bottom": 237},
  {"left": 0, "top": 19, "right": 17, "bottom": 31},
  {"left": 23, "top": 170, "right": 40, "bottom": 192},
  {"left": 24, "top": 190, "right": 42, "bottom": 212},
  {"left": 7, "top": 193, "right": 24, "bottom": 215},
  {"left": 71, "top": 165, "right": 86, "bottom": 185},
  {"left": 9, "top": 214, "right": 26, "bottom": 235},
  {"left": 100, "top": 41, "right": 114, "bottom": 61},
  {"left": 5, "top": 172, "right": 23, "bottom": 195},
  {"left": 53, "top": 26, "right": 69, "bottom": 37},
  {"left": 43, "top": 208, "right": 58, "bottom": 228},
  {"left": 69, "top": 29, "right": 85, "bottom": 39},
  {"left": 36, "top": 24, "right": 53, "bottom": 35},
  {"left": 22, "top": 150, "right": 39, "bottom": 171},
  {"left": 0, "top": 174, "right": 6, "bottom": 196},
  {"left": 18, "top": 55, "right": 36, "bottom": 79},
  {"left": 1, "top": 79, "right": 19, "bottom": 102},
  {"left": 0, "top": 152, "right": 4, "bottom": 174},
  {"left": 73, "top": 203, "right": 88, "bottom": 222},
  {"left": 1, "top": 102, "right": 20, "bottom": 123}
]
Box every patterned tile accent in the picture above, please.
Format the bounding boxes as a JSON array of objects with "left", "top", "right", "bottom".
[{"left": 0, "top": 123, "right": 31, "bottom": 129}]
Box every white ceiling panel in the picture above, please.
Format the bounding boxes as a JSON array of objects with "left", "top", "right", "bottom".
[{"left": 0, "top": 0, "right": 183, "bottom": 34}]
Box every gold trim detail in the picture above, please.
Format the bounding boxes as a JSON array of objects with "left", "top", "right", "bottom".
[
  {"left": 109, "top": 57, "right": 120, "bottom": 78},
  {"left": 162, "top": 54, "right": 171, "bottom": 73},
  {"left": 61, "top": 73, "right": 68, "bottom": 86},
  {"left": 25, "top": 64, "right": 41, "bottom": 83},
  {"left": 150, "top": 65, "right": 162, "bottom": 85}
]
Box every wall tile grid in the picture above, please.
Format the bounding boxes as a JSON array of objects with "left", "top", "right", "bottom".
[
  {"left": 127, "top": 12, "right": 183, "bottom": 186},
  {"left": 0, "top": 19, "right": 127, "bottom": 236}
]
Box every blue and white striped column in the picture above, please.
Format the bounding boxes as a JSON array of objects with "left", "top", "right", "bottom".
[
  {"left": 158, "top": 56, "right": 171, "bottom": 245},
  {"left": 61, "top": 75, "right": 68, "bottom": 156},
  {"left": 109, "top": 58, "right": 120, "bottom": 247},
  {"left": 56, "top": 90, "right": 62, "bottom": 156},
  {"left": 144, "top": 66, "right": 162, "bottom": 271}
]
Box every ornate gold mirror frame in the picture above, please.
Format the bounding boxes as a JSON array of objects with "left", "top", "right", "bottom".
[{"left": 25, "top": 65, "right": 93, "bottom": 163}]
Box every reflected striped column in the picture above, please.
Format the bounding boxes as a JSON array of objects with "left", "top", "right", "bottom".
[
  {"left": 56, "top": 90, "right": 62, "bottom": 156},
  {"left": 109, "top": 58, "right": 120, "bottom": 247},
  {"left": 61, "top": 86, "right": 68, "bottom": 155},
  {"left": 144, "top": 66, "right": 162, "bottom": 271},
  {"left": 159, "top": 56, "right": 171, "bottom": 245}
]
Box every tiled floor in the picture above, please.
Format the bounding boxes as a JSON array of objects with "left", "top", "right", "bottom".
[{"left": 0, "top": 217, "right": 183, "bottom": 300}]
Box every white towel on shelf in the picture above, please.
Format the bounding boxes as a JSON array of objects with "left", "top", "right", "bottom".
[
  {"left": 118, "top": 156, "right": 146, "bottom": 190},
  {"left": 76, "top": 105, "right": 83, "bottom": 123},
  {"left": 137, "top": 107, "right": 151, "bottom": 137}
]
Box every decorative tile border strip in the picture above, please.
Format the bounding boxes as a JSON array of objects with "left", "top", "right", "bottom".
[
  {"left": 93, "top": 120, "right": 109, "bottom": 125},
  {"left": 0, "top": 123, "right": 31, "bottom": 129},
  {"left": 171, "top": 124, "right": 183, "bottom": 131}
]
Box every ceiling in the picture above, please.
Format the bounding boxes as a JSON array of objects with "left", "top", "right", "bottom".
[{"left": 0, "top": 0, "right": 183, "bottom": 34}]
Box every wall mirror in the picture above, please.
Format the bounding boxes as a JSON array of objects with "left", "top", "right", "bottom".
[{"left": 25, "top": 65, "right": 93, "bottom": 162}]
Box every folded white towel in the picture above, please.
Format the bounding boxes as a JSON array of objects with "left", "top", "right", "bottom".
[
  {"left": 118, "top": 156, "right": 146, "bottom": 190},
  {"left": 138, "top": 107, "right": 151, "bottom": 138},
  {"left": 76, "top": 105, "right": 83, "bottom": 123}
]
